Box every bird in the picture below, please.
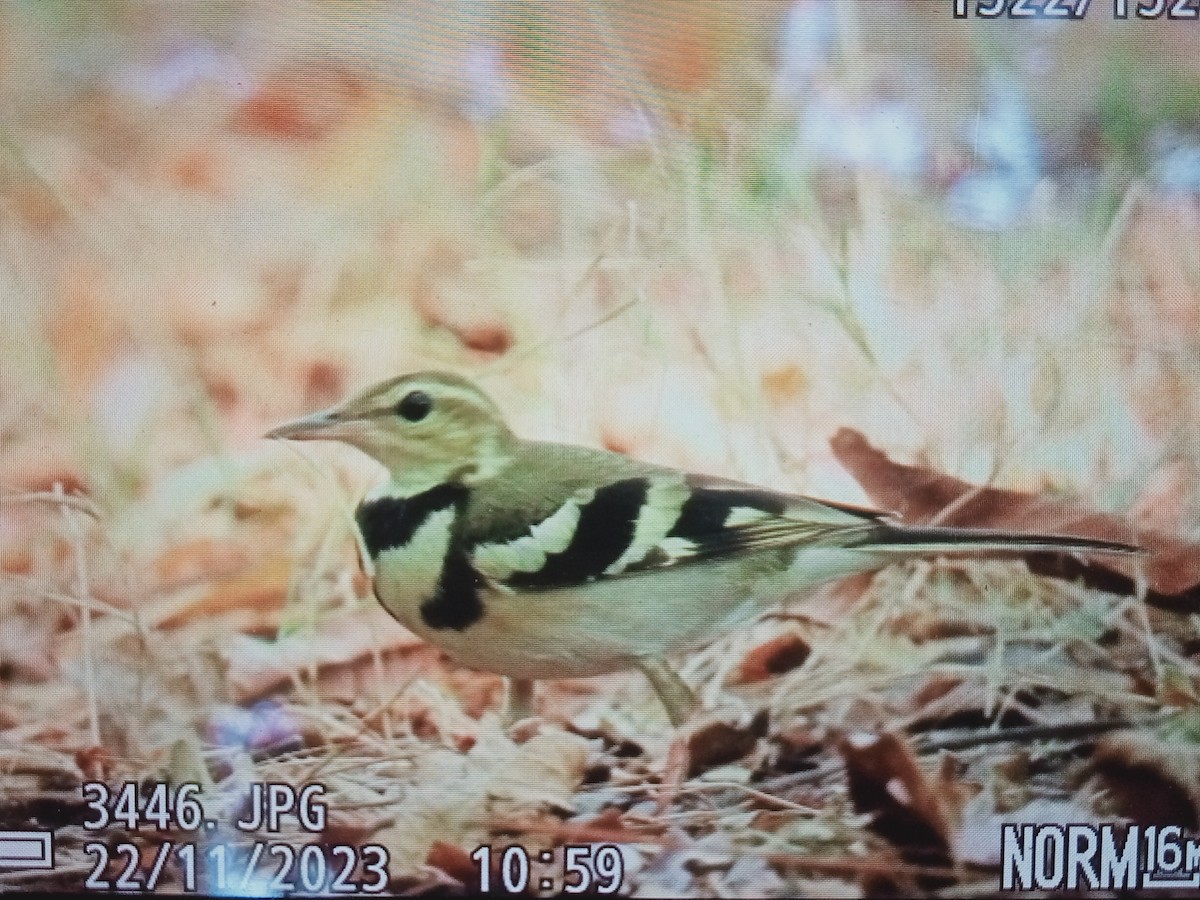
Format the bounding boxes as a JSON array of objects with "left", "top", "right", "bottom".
[{"left": 266, "top": 370, "right": 1142, "bottom": 726}]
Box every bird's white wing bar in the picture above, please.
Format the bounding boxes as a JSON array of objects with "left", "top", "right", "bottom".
[
  {"left": 604, "top": 475, "right": 691, "bottom": 576},
  {"left": 473, "top": 488, "right": 593, "bottom": 580},
  {"left": 468, "top": 475, "right": 885, "bottom": 591}
]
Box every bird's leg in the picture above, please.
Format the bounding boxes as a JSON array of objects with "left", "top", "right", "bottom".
[
  {"left": 502, "top": 677, "right": 537, "bottom": 725},
  {"left": 635, "top": 658, "right": 698, "bottom": 727}
]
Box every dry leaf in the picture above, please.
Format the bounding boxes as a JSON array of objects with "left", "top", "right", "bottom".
[
  {"left": 154, "top": 538, "right": 252, "bottom": 588},
  {"left": 221, "top": 608, "right": 424, "bottom": 702},
  {"left": 906, "top": 676, "right": 987, "bottom": 729},
  {"left": 684, "top": 709, "right": 769, "bottom": 778},
  {"left": 50, "top": 260, "right": 124, "bottom": 392},
  {"left": 411, "top": 290, "right": 514, "bottom": 355},
  {"left": 722, "top": 854, "right": 789, "bottom": 898},
  {"left": 235, "top": 65, "right": 369, "bottom": 141},
  {"left": 1, "top": 548, "right": 33, "bottom": 575},
  {"left": 373, "top": 722, "right": 590, "bottom": 871},
  {"left": 0, "top": 440, "right": 87, "bottom": 496},
  {"left": 625, "top": 5, "right": 720, "bottom": 93},
  {"left": 1086, "top": 732, "right": 1200, "bottom": 831},
  {"left": 425, "top": 840, "right": 477, "bottom": 885},
  {"left": 0, "top": 604, "right": 58, "bottom": 682},
  {"left": 830, "top": 428, "right": 1200, "bottom": 613},
  {"left": 770, "top": 724, "right": 825, "bottom": 775},
  {"left": 836, "top": 731, "right": 952, "bottom": 874},
  {"left": 74, "top": 745, "right": 112, "bottom": 782},
  {"left": 82, "top": 631, "right": 229, "bottom": 759},
  {"left": 155, "top": 554, "right": 292, "bottom": 630},
  {"left": 955, "top": 794, "right": 1103, "bottom": 867},
  {"left": 734, "top": 633, "right": 811, "bottom": 684},
  {"left": 886, "top": 610, "right": 994, "bottom": 644},
  {"left": 761, "top": 363, "right": 808, "bottom": 404},
  {"left": 492, "top": 808, "right": 656, "bottom": 857}
]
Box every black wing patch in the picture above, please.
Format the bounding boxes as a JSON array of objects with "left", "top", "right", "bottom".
[
  {"left": 649, "top": 485, "right": 796, "bottom": 560},
  {"left": 507, "top": 478, "right": 649, "bottom": 589},
  {"left": 467, "top": 472, "right": 886, "bottom": 592},
  {"left": 630, "top": 483, "right": 876, "bottom": 568},
  {"left": 668, "top": 487, "right": 787, "bottom": 543}
]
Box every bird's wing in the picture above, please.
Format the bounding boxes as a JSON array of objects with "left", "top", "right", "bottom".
[{"left": 463, "top": 442, "right": 888, "bottom": 591}]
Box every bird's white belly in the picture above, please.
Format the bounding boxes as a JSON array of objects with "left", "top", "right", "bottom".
[{"left": 374, "top": 544, "right": 878, "bottom": 679}]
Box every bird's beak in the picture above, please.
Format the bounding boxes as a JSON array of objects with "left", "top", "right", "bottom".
[{"left": 264, "top": 408, "right": 344, "bottom": 441}]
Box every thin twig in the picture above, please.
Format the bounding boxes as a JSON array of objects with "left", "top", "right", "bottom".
[
  {"left": 765, "top": 853, "right": 961, "bottom": 883},
  {"left": 57, "top": 482, "right": 100, "bottom": 747},
  {"left": 300, "top": 679, "right": 419, "bottom": 784},
  {"left": 673, "top": 780, "right": 818, "bottom": 814},
  {"left": 0, "top": 573, "right": 135, "bottom": 622},
  {"left": 911, "top": 712, "right": 1172, "bottom": 754},
  {"left": 483, "top": 294, "right": 638, "bottom": 378},
  {"left": 0, "top": 488, "right": 102, "bottom": 519}
]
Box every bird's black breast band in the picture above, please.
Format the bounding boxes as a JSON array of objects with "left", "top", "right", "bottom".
[
  {"left": 356, "top": 483, "right": 466, "bottom": 558},
  {"left": 356, "top": 483, "right": 485, "bottom": 631}
]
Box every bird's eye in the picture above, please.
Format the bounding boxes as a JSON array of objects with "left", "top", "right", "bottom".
[{"left": 396, "top": 390, "right": 433, "bottom": 422}]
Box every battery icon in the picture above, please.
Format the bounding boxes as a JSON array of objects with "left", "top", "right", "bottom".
[{"left": 0, "top": 831, "right": 53, "bottom": 869}]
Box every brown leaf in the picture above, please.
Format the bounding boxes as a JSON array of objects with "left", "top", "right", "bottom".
[
  {"left": 375, "top": 724, "right": 590, "bottom": 870},
  {"left": 771, "top": 724, "right": 825, "bottom": 775},
  {"left": 0, "top": 605, "right": 58, "bottom": 682},
  {"left": 760, "top": 362, "right": 807, "bottom": 403},
  {"left": 789, "top": 571, "right": 878, "bottom": 627},
  {"left": 156, "top": 555, "right": 291, "bottom": 629},
  {"left": 836, "top": 731, "right": 952, "bottom": 876},
  {"left": 1, "top": 442, "right": 87, "bottom": 496},
  {"left": 303, "top": 360, "right": 346, "bottom": 410},
  {"left": 234, "top": 66, "right": 369, "bottom": 141},
  {"left": 500, "top": 807, "right": 655, "bottom": 848},
  {"left": 830, "top": 428, "right": 1200, "bottom": 613},
  {"left": 889, "top": 610, "right": 994, "bottom": 643},
  {"left": 1086, "top": 732, "right": 1200, "bottom": 831},
  {"left": 684, "top": 709, "right": 769, "bottom": 778},
  {"left": 411, "top": 290, "right": 513, "bottom": 356},
  {"left": 910, "top": 674, "right": 965, "bottom": 710},
  {"left": 74, "top": 745, "right": 112, "bottom": 782},
  {"left": 222, "top": 608, "right": 425, "bottom": 703},
  {"left": 1129, "top": 458, "right": 1198, "bottom": 536},
  {"left": 733, "top": 632, "right": 811, "bottom": 684},
  {"left": 1, "top": 549, "right": 32, "bottom": 574},
  {"left": 11, "top": 181, "right": 69, "bottom": 230},
  {"left": 51, "top": 260, "right": 124, "bottom": 392},
  {"left": 154, "top": 538, "right": 251, "bottom": 588},
  {"left": 425, "top": 841, "right": 477, "bottom": 885},
  {"left": 624, "top": 6, "right": 720, "bottom": 93}
]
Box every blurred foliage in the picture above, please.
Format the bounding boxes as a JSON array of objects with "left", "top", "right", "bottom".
[{"left": 1099, "top": 55, "right": 1200, "bottom": 159}]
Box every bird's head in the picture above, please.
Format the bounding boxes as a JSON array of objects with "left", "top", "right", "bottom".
[{"left": 266, "top": 371, "right": 517, "bottom": 487}]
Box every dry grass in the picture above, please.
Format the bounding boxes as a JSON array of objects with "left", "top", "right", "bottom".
[{"left": 1, "top": 2, "right": 1199, "bottom": 896}]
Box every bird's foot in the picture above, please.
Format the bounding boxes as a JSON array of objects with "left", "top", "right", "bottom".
[
  {"left": 501, "top": 677, "right": 537, "bottom": 727},
  {"left": 634, "top": 658, "right": 698, "bottom": 727}
]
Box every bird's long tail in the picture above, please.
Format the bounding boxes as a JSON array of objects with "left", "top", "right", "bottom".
[{"left": 860, "top": 523, "right": 1142, "bottom": 558}]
